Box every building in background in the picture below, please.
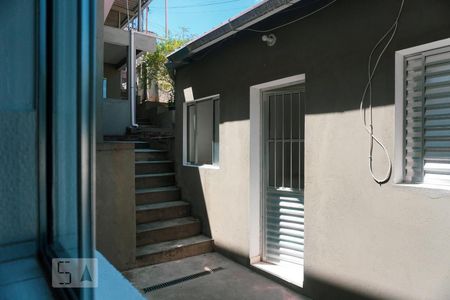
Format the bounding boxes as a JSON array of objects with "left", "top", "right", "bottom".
[{"left": 102, "top": 0, "right": 158, "bottom": 136}]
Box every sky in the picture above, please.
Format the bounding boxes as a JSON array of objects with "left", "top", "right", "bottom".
[{"left": 146, "top": 0, "right": 263, "bottom": 39}]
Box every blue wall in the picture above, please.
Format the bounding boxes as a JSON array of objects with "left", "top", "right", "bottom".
[{"left": 0, "top": 0, "right": 38, "bottom": 258}]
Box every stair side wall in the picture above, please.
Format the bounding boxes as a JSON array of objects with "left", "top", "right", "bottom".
[{"left": 96, "top": 143, "right": 136, "bottom": 271}]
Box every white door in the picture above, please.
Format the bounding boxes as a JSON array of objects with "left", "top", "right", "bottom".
[{"left": 262, "top": 86, "right": 305, "bottom": 268}]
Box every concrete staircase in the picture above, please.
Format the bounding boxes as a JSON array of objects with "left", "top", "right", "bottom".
[{"left": 132, "top": 141, "right": 213, "bottom": 267}]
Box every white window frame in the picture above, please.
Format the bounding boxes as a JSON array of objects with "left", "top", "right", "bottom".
[
  {"left": 395, "top": 38, "right": 450, "bottom": 189},
  {"left": 182, "top": 94, "right": 220, "bottom": 169}
]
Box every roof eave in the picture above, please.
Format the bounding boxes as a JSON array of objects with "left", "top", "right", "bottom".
[{"left": 167, "top": 0, "right": 302, "bottom": 69}]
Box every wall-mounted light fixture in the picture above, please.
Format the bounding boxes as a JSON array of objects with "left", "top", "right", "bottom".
[{"left": 262, "top": 34, "right": 277, "bottom": 47}]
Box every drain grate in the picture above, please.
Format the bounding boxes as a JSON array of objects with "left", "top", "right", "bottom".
[{"left": 142, "top": 267, "right": 224, "bottom": 293}]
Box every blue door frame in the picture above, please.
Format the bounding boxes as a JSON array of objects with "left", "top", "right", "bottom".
[{"left": 37, "top": 0, "right": 97, "bottom": 299}]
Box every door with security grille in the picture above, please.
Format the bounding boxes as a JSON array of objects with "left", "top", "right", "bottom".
[{"left": 262, "top": 86, "right": 305, "bottom": 268}]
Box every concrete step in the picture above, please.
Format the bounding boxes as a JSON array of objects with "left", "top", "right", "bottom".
[
  {"left": 136, "top": 217, "right": 201, "bottom": 246},
  {"left": 146, "top": 139, "right": 171, "bottom": 152},
  {"left": 135, "top": 235, "right": 214, "bottom": 267},
  {"left": 136, "top": 120, "right": 153, "bottom": 126},
  {"left": 135, "top": 173, "right": 175, "bottom": 189},
  {"left": 136, "top": 186, "right": 180, "bottom": 205},
  {"left": 135, "top": 149, "right": 168, "bottom": 161},
  {"left": 131, "top": 127, "right": 174, "bottom": 135},
  {"left": 104, "top": 135, "right": 141, "bottom": 141},
  {"left": 136, "top": 201, "right": 190, "bottom": 224},
  {"left": 135, "top": 160, "right": 174, "bottom": 175},
  {"left": 139, "top": 124, "right": 159, "bottom": 129},
  {"left": 132, "top": 142, "right": 150, "bottom": 149},
  {"left": 105, "top": 140, "right": 150, "bottom": 149}
]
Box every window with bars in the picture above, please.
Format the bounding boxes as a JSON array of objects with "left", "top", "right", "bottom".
[
  {"left": 185, "top": 95, "right": 220, "bottom": 166},
  {"left": 265, "top": 89, "right": 305, "bottom": 191},
  {"left": 400, "top": 44, "right": 450, "bottom": 186}
]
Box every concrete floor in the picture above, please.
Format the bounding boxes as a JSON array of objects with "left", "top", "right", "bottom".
[{"left": 123, "top": 253, "right": 309, "bottom": 300}]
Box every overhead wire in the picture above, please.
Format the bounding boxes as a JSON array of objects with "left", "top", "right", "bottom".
[
  {"left": 243, "top": 0, "right": 338, "bottom": 33},
  {"left": 359, "top": 0, "right": 405, "bottom": 184},
  {"left": 238, "top": 0, "right": 404, "bottom": 184},
  {"left": 160, "top": 6, "right": 250, "bottom": 14},
  {"left": 162, "top": 0, "right": 404, "bottom": 185},
  {"left": 151, "top": 0, "right": 243, "bottom": 9}
]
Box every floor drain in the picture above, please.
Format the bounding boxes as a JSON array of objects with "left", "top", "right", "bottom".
[{"left": 142, "top": 267, "right": 224, "bottom": 293}]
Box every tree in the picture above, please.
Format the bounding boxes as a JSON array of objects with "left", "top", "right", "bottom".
[{"left": 140, "top": 35, "right": 191, "bottom": 105}]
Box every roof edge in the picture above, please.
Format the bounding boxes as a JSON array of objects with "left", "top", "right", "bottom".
[{"left": 167, "top": 0, "right": 302, "bottom": 67}]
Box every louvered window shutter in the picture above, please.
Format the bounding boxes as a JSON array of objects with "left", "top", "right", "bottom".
[{"left": 404, "top": 47, "right": 450, "bottom": 185}]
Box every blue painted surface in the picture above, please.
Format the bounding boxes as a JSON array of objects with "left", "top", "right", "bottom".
[
  {"left": 0, "top": 241, "right": 37, "bottom": 264},
  {"left": 0, "top": 257, "right": 43, "bottom": 286},
  {"left": 0, "top": 252, "right": 145, "bottom": 300},
  {"left": 0, "top": 0, "right": 35, "bottom": 112},
  {"left": 0, "top": 0, "right": 39, "bottom": 257},
  {"left": 95, "top": 251, "right": 145, "bottom": 300},
  {"left": 0, "top": 257, "right": 53, "bottom": 300},
  {"left": 0, "top": 0, "right": 144, "bottom": 298},
  {"left": 0, "top": 277, "right": 54, "bottom": 300},
  {"left": 51, "top": 0, "right": 80, "bottom": 259},
  {"left": 0, "top": 113, "right": 38, "bottom": 249}
]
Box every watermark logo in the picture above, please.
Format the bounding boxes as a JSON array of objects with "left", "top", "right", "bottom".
[{"left": 52, "top": 258, "right": 98, "bottom": 288}]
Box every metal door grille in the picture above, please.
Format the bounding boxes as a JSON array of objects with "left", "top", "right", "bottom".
[{"left": 262, "top": 87, "right": 305, "bottom": 267}]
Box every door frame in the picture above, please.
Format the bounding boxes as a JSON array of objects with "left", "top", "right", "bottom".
[
  {"left": 249, "top": 74, "right": 305, "bottom": 263},
  {"left": 38, "top": 0, "right": 97, "bottom": 298}
]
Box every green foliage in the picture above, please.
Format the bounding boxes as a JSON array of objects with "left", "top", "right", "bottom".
[{"left": 140, "top": 35, "right": 191, "bottom": 103}]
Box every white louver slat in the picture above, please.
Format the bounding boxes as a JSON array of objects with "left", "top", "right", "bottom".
[
  {"left": 404, "top": 54, "right": 424, "bottom": 183},
  {"left": 404, "top": 47, "right": 450, "bottom": 185},
  {"left": 265, "top": 189, "right": 304, "bottom": 266}
]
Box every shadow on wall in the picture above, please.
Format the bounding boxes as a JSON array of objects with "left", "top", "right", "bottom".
[
  {"left": 253, "top": 268, "right": 450, "bottom": 300},
  {"left": 175, "top": 164, "right": 212, "bottom": 238},
  {"left": 303, "top": 274, "right": 380, "bottom": 300},
  {"left": 304, "top": 273, "right": 450, "bottom": 300}
]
